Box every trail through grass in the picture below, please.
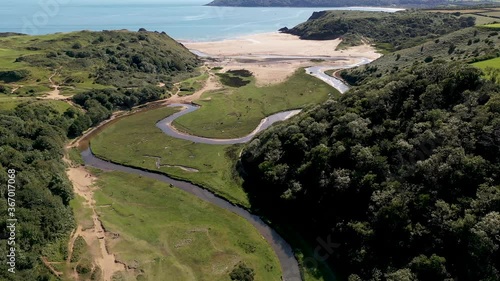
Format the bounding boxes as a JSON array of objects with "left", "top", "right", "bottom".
[{"left": 92, "top": 170, "right": 281, "bottom": 281}]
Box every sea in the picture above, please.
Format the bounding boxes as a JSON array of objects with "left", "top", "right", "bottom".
[{"left": 0, "top": 0, "right": 402, "bottom": 41}]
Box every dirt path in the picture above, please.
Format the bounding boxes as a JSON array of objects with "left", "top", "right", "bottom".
[
  {"left": 168, "top": 69, "right": 221, "bottom": 104},
  {"left": 65, "top": 156, "right": 126, "bottom": 281},
  {"left": 42, "top": 257, "right": 63, "bottom": 277},
  {"left": 41, "top": 68, "right": 69, "bottom": 100},
  {"left": 10, "top": 84, "right": 22, "bottom": 94}
]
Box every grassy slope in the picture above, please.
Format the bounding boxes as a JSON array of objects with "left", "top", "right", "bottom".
[
  {"left": 93, "top": 170, "right": 281, "bottom": 281},
  {"left": 90, "top": 107, "right": 250, "bottom": 207},
  {"left": 173, "top": 69, "right": 334, "bottom": 139},
  {"left": 473, "top": 56, "right": 500, "bottom": 82},
  {"left": 342, "top": 25, "right": 500, "bottom": 85},
  {"left": 178, "top": 72, "right": 209, "bottom": 96},
  {"left": 0, "top": 30, "right": 198, "bottom": 98},
  {"left": 283, "top": 10, "right": 474, "bottom": 52},
  {"left": 0, "top": 95, "right": 71, "bottom": 112}
]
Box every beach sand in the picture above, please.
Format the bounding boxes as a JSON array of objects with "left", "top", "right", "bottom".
[
  {"left": 183, "top": 32, "right": 381, "bottom": 86},
  {"left": 183, "top": 32, "right": 378, "bottom": 58}
]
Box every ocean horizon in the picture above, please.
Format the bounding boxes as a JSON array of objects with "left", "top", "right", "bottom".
[{"left": 1, "top": 0, "right": 402, "bottom": 41}]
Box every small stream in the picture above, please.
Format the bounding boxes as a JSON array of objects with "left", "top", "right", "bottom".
[
  {"left": 82, "top": 107, "right": 306, "bottom": 280},
  {"left": 305, "top": 58, "right": 372, "bottom": 94},
  {"left": 81, "top": 148, "right": 302, "bottom": 281}
]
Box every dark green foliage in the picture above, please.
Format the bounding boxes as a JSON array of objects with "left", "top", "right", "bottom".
[
  {"left": 282, "top": 11, "right": 474, "bottom": 51},
  {"left": 76, "top": 258, "right": 92, "bottom": 275},
  {"left": 227, "top": 69, "right": 254, "bottom": 78},
  {"left": 230, "top": 262, "right": 255, "bottom": 281},
  {"left": 68, "top": 85, "right": 166, "bottom": 137},
  {"left": 241, "top": 62, "right": 500, "bottom": 280},
  {"left": 0, "top": 70, "right": 30, "bottom": 82},
  {"left": 216, "top": 73, "right": 251, "bottom": 87},
  {"left": 0, "top": 102, "right": 76, "bottom": 280},
  {"left": 70, "top": 236, "right": 87, "bottom": 263}
]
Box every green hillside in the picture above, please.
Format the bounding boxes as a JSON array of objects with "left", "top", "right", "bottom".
[
  {"left": 0, "top": 30, "right": 199, "bottom": 98},
  {"left": 280, "top": 10, "right": 475, "bottom": 52},
  {"left": 342, "top": 25, "right": 500, "bottom": 85}
]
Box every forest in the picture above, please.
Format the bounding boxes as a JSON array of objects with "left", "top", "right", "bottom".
[
  {"left": 241, "top": 62, "right": 500, "bottom": 280},
  {"left": 0, "top": 103, "right": 77, "bottom": 280}
]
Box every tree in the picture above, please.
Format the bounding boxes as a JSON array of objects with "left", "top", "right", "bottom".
[{"left": 229, "top": 262, "right": 255, "bottom": 281}]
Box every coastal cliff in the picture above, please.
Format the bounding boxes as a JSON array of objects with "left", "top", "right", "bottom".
[{"left": 279, "top": 10, "right": 474, "bottom": 50}]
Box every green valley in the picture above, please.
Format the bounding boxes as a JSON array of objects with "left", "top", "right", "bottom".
[{"left": 2, "top": 4, "right": 500, "bottom": 281}]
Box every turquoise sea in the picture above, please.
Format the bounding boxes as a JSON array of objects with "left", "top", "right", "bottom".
[{"left": 0, "top": 0, "right": 401, "bottom": 41}]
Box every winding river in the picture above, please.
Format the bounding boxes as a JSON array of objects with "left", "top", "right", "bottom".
[
  {"left": 81, "top": 148, "right": 302, "bottom": 280},
  {"left": 156, "top": 103, "right": 301, "bottom": 144},
  {"left": 81, "top": 56, "right": 362, "bottom": 281},
  {"left": 305, "top": 58, "right": 372, "bottom": 94}
]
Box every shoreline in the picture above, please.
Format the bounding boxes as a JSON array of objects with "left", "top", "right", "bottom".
[
  {"left": 183, "top": 32, "right": 381, "bottom": 85},
  {"left": 183, "top": 32, "right": 381, "bottom": 58}
]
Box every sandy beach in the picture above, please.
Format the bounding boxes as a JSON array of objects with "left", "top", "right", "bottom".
[
  {"left": 183, "top": 32, "right": 379, "bottom": 58},
  {"left": 183, "top": 32, "right": 381, "bottom": 85}
]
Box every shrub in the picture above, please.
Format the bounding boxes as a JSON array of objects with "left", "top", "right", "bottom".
[{"left": 229, "top": 262, "right": 255, "bottom": 281}]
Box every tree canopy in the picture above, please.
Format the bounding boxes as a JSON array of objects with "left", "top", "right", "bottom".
[
  {"left": 241, "top": 62, "right": 500, "bottom": 280},
  {"left": 0, "top": 102, "right": 77, "bottom": 280}
]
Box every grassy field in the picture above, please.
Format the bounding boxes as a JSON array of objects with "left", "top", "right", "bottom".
[
  {"left": 178, "top": 72, "right": 209, "bottom": 96},
  {"left": 173, "top": 69, "right": 334, "bottom": 139},
  {"left": 482, "top": 23, "right": 500, "bottom": 29},
  {"left": 473, "top": 57, "right": 500, "bottom": 83},
  {"left": 91, "top": 107, "right": 250, "bottom": 207},
  {"left": 93, "top": 170, "right": 281, "bottom": 281},
  {"left": 0, "top": 95, "right": 72, "bottom": 112},
  {"left": 0, "top": 95, "right": 30, "bottom": 110}
]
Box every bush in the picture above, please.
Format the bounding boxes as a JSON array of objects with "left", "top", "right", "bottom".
[
  {"left": 230, "top": 262, "right": 255, "bottom": 281},
  {"left": 0, "top": 69, "right": 30, "bottom": 82}
]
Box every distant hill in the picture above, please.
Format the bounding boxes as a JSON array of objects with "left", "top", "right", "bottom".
[
  {"left": 280, "top": 10, "right": 475, "bottom": 52},
  {"left": 0, "top": 30, "right": 200, "bottom": 98},
  {"left": 341, "top": 25, "right": 500, "bottom": 85},
  {"left": 206, "top": 0, "right": 493, "bottom": 7}
]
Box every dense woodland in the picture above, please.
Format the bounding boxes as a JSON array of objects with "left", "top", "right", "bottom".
[
  {"left": 206, "top": 0, "right": 483, "bottom": 7},
  {"left": 241, "top": 62, "right": 500, "bottom": 280},
  {"left": 281, "top": 10, "right": 475, "bottom": 51},
  {"left": 0, "top": 103, "right": 77, "bottom": 280}
]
